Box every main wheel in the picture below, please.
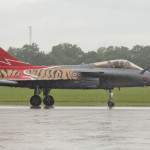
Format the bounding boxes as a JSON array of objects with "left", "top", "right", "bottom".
[
  {"left": 30, "top": 95, "right": 42, "bottom": 107},
  {"left": 107, "top": 100, "right": 115, "bottom": 109},
  {"left": 43, "top": 95, "right": 54, "bottom": 106}
]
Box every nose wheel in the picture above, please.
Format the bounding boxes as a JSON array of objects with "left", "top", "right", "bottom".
[
  {"left": 107, "top": 89, "right": 115, "bottom": 109},
  {"left": 107, "top": 100, "right": 115, "bottom": 108}
]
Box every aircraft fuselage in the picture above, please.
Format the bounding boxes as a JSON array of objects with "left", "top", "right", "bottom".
[{"left": 1, "top": 66, "right": 150, "bottom": 90}]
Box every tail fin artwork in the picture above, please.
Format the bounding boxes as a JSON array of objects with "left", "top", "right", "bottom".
[{"left": 0, "top": 47, "right": 32, "bottom": 66}]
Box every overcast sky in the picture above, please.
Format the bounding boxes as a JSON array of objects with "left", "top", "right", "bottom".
[{"left": 0, "top": 0, "right": 150, "bottom": 52}]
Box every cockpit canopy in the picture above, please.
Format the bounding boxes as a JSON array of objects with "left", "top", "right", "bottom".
[{"left": 94, "top": 59, "right": 143, "bottom": 70}]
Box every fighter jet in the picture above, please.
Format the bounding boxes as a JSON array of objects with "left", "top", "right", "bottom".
[{"left": 0, "top": 47, "right": 149, "bottom": 109}]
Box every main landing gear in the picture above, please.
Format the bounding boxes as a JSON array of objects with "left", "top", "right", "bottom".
[
  {"left": 30, "top": 87, "right": 54, "bottom": 108},
  {"left": 30, "top": 86, "right": 42, "bottom": 108},
  {"left": 107, "top": 89, "right": 115, "bottom": 109},
  {"left": 43, "top": 88, "right": 54, "bottom": 108}
]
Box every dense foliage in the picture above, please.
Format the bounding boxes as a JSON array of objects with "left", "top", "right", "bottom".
[{"left": 8, "top": 43, "right": 150, "bottom": 68}]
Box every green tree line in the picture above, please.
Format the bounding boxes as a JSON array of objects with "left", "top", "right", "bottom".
[{"left": 8, "top": 43, "right": 150, "bottom": 68}]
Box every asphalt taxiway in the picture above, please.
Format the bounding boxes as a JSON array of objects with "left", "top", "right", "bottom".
[{"left": 0, "top": 106, "right": 150, "bottom": 150}]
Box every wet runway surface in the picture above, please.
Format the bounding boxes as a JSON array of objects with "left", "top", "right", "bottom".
[{"left": 0, "top": 107, "right": 150, "bottom": 150}]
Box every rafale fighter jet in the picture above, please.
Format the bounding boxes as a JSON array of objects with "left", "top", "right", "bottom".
[{"left": 0, "top": 47, "right": 149, "bottom": 108}]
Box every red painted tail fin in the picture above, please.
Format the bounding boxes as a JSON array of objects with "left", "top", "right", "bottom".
[{"left": 0, "top": 47, "right": 32, "bottom": 66}]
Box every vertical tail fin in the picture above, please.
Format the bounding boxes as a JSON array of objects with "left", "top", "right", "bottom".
[{"left": 0, "top": 47, "right": 32, "bottom": 66}]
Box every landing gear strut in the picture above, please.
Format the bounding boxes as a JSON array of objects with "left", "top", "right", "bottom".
[
  {"left": 29, "top": 86, "right": 55, "bottom": 108},
  {"left": 43, "top": 88, "right": 55, "bottom": 108},
  {"left": 30, "top": 86, "right": 42, "bottom": 108},
  {"left": 107, "top": 89, "right": 115, "bottom": 109}
]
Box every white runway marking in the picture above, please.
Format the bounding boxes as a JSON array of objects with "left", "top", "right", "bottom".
[{"left": 0, "top": 106, "right": 150, "bottom": 110}]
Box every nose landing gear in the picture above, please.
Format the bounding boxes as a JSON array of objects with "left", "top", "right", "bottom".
[{"left": 107, "top": 89, "right": 115, "bottom": 109}]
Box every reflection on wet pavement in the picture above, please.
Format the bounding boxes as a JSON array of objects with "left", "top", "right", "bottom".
[{"left": 0, "top": 107, "right": 150, "bottom": 150}]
